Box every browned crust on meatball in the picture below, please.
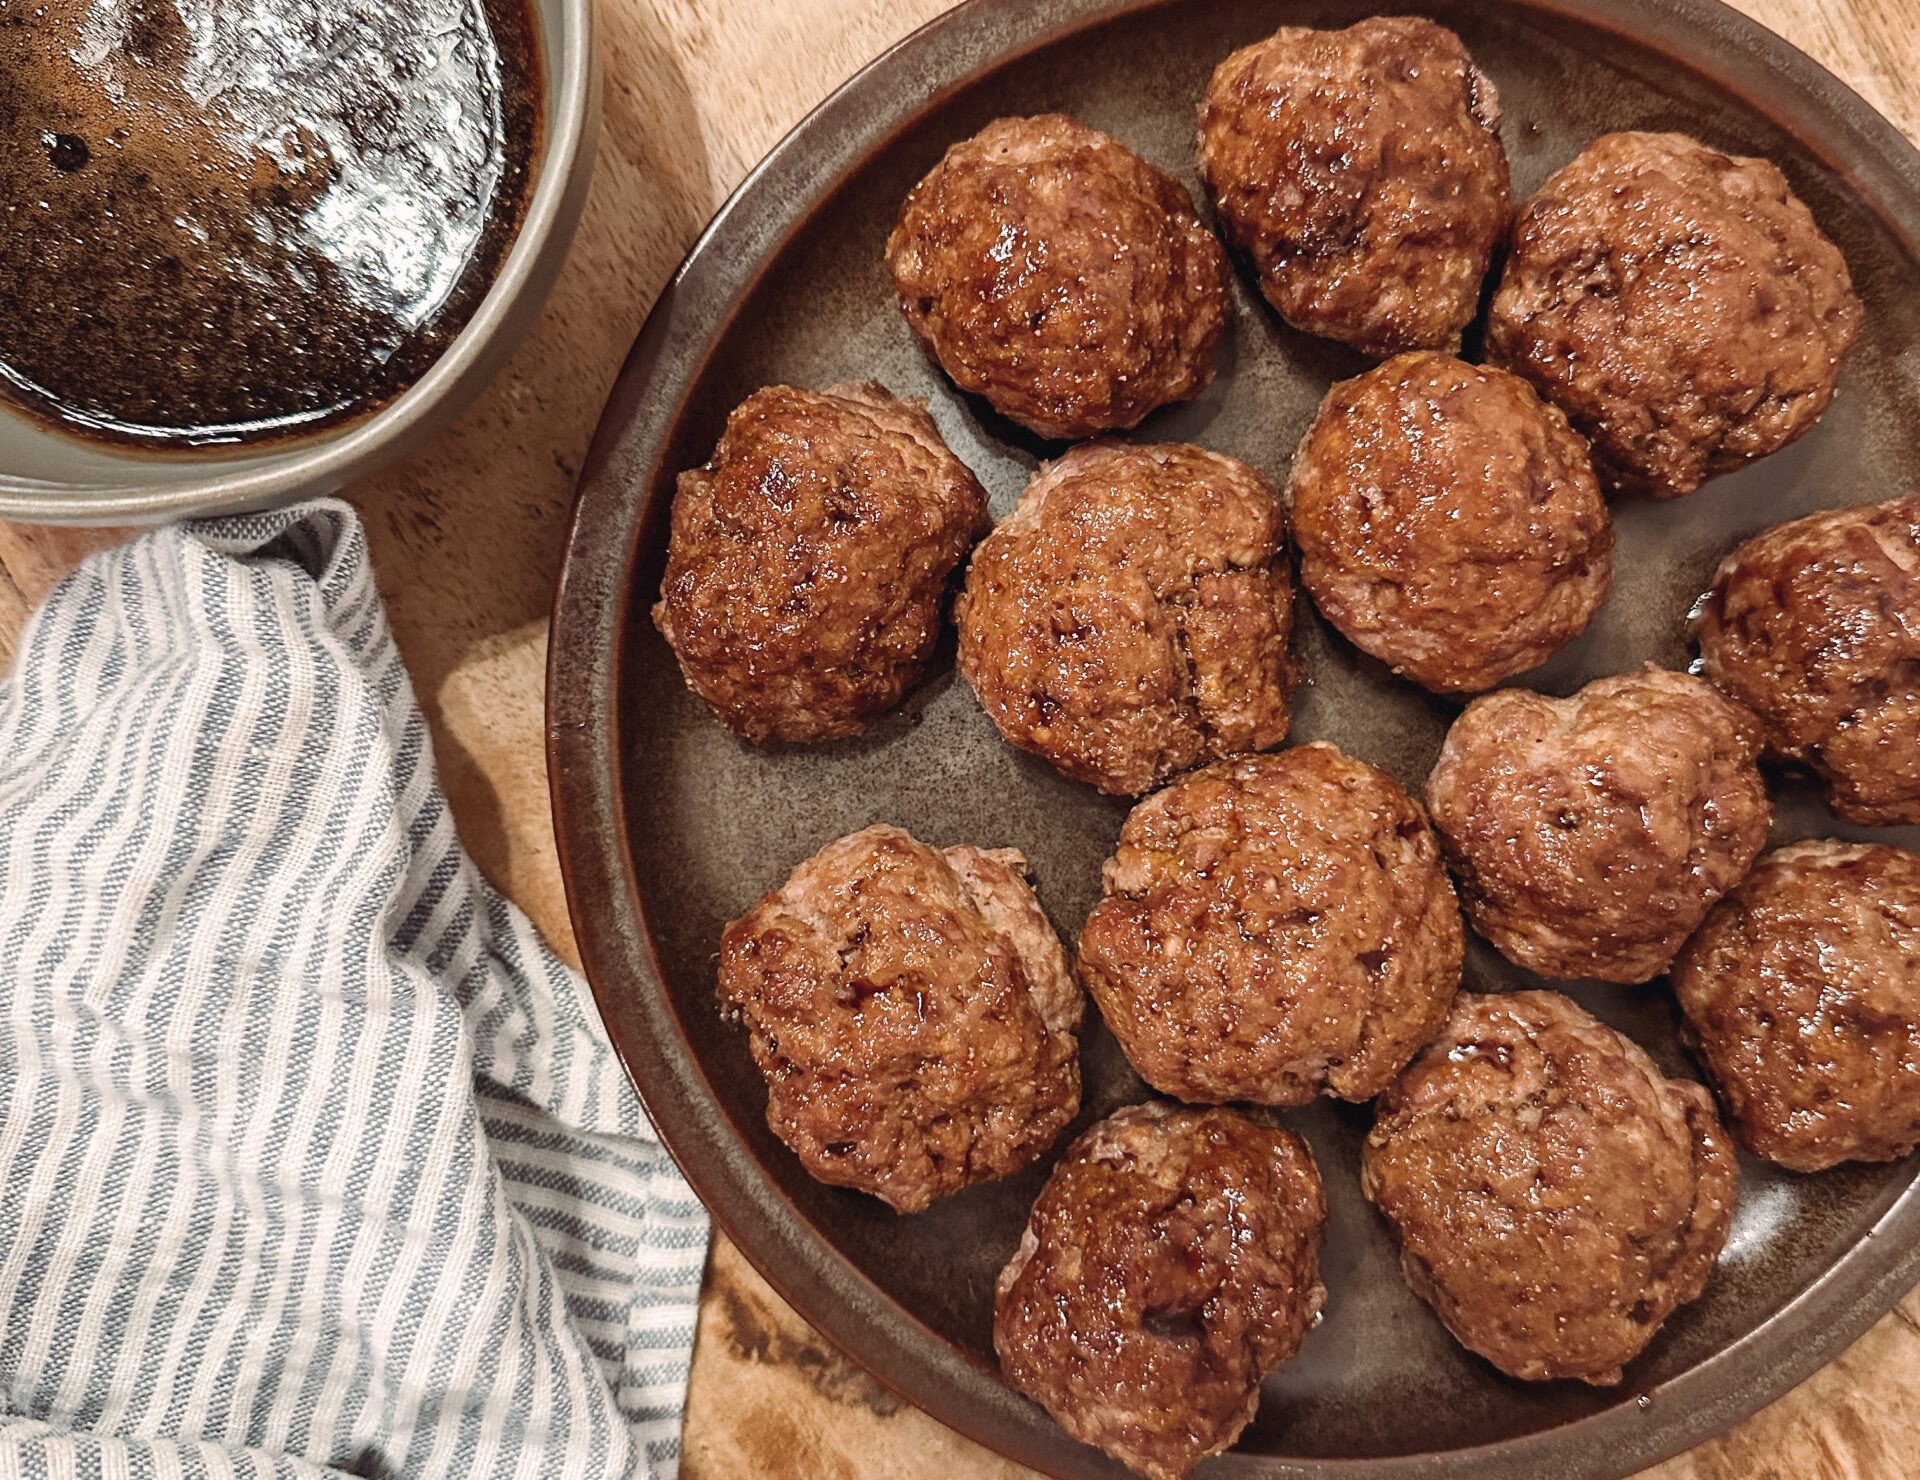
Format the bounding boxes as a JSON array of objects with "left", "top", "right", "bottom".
[
  {"left": 1425, "top": 668, "right": 1771, "bottom": 983},
  {"left": 718, "top": 825, "right": 1082, "bottom": 1212},
  {"left": 956, "top": 441, "right": 1297, "bottom": 796},
  {"left": 654, "top": 382, "right": 988, "bottom": 743},
  {"left": 886, "top": 114, "right": 1230, "bottom": 441},
  {"left": 1362, "top": 991, "right": 1738, "bottom": 1385},
  {"left": 1673, "top": 841, "right": 1920, "bottom": 1171},
  {"left": 1288, "top": 352, "right": 1614, "bottom": 693},
  {"left": 1078, "top": 744, "right": 1462, "bottom": 1105},
  {"left": 1693, "top": 493, "right": 1920, "bottom": 825},
  {"left": 994, "top": 1102, "right": 1327, "bottom": 1480},
  {"left": 1196, "top": 16, "right": 1510, "bottom": 357},
  {"left": 1487, "top": 131, "right": 1862, "bottom": 498}
]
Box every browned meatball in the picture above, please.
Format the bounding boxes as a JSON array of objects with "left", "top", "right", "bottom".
[
  {"left": 956, "top": 441, "right": 1296, "bottom": 796},
  {"left": 1426, "top": 669, "right": 1771, "bottom": 983},
  {"left": 717, "top": 825, "right": 1082, "bottom": 1213},
  {"left": 1196, "top": 17, "right": 1509, "bottom": 357},
  {"left": 1693, "top": 494, "right": 1920, "bottom": 825},
  {"left": 1673, "top": 841, "right": 1920, "bottom": 1171},
  {"left": 1362, "top": 991, "right": 1738, "bottom": 1386},
  {"left": 994, "top": 1102, "right": 1326, "bottom": 1480},
  {"left": 886, "top": 114, "right": 1230, "bottom": 441},
  {"left": 1078, "top": 744, "right": 1462, "bottom": 1105},
  {"left": 1488, "top": 132, "right": 1862, "bottom": 498},
  {"left": 654, "top": 383, "right": 987, "bottom": 743},
  {"left": 1289, "top": 352, "right": 1613, "bottom": 692}
]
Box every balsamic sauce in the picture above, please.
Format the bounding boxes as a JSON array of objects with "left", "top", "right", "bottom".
[{"left": 0, "top": 0, "right": 539, "bottom": 448}]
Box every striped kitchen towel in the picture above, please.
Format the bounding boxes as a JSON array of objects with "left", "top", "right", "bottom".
[{"left": 0, "top": 500, "right": 708, "bottom": 1479}]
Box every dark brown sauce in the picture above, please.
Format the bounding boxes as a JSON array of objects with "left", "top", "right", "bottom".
[{"left": 0, "top": 0, "right": 540, "bottom": 448}]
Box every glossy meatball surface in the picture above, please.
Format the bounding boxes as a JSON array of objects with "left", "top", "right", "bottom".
[
  {"left": 956, "top": 441, "right": 1296, "bottom": 796},
  {"left": 1196, "top": 16, "right": 1509, "bottom": 357},
  {"left": 718, "top": 825, "right": 1082, "bottom": 1213},
  {"left": 1426, "top": 669, "right": 1771, "bottom": 983},
  {"left": 1362, "top": 991, "right": 1737, "bottom": 1386},
  {"left": 886, "top": 114, "right": 1230, "bottom": 441},
  {"left": 1673, "top": 841, "right": 1920, "bottom": 1171},
  {"left": 654, "top": 382, "right": 987, "bottom": 743},
  {"left": 1078, "top": 744, "right": 1461, "bottom": 1105},
  {"left": 1693, "top": 493, "right": 1920, "bottom": 825},
  {"left": 1289, "top": 352, "right": 1613, "bottom": 693},
  {"left": 995, "top": 1102, "right": 1326, "bottom": 1480},
  {"left": 1488, "top": 131, "right": 1862, "bottom": 497}
]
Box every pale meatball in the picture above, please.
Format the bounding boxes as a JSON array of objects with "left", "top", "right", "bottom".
[
  {"left": 1363, "top": 991, "right": 1738, "bottom": 1385},
  {"left": 1693, "top": 493, "right": 1920, "bottom": 824},
  {"left": 1425, "top": 669, "right": 1771, "bottom": 982},
  {"left": 718, "top": 825, "right": 1081, "bottom": 1212},
  {"left": 1197, "top": 16, "right": 1509, "bottom": 356},
  {"left": 1289, "top": 352, "right": 1612, "bottom": 692},
  {"left": 1078, "top": 744, "right": 1461, "bottom": 1105},
  {"left": 956, "top": 441, "right": 1296, "bottom": 796},
  {"left": 1488, "top": 131, "right": 1862, "bottom": 497},
  {"left": 1674, "top": 841, "right": 1920, "bottom": 1171}
]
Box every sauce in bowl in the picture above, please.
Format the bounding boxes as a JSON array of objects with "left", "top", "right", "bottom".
[{"left": 0, "top": 0, "right": 539, "bottom": 448}]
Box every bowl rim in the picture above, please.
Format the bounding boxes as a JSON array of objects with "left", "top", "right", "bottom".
[
  {"left": 548, "top": 1, "right": 1920, "bottom": 1476},
  {"left": 0, "top": 0, "right": 599, "bottom": 525}
]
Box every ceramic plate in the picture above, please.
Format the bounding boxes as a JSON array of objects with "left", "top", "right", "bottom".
[{"left": 549, "top": 3, "right": 1920, "bottom": 1474}]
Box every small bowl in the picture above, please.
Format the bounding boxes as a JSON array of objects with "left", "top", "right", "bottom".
[{"left": 0, "top": 0, "right": 598, "bottom": 527}]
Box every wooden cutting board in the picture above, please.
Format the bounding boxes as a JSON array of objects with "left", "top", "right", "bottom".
[{"left": 2, "top": 2, "right": 1915, "bottom": 1476}]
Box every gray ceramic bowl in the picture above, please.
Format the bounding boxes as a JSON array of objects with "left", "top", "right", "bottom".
[{"left": 0, "top": 0, "right": 597, "bottom": 527}]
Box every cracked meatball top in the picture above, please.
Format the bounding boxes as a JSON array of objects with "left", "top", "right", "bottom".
[
  {"left": 1694, "top": 493, "right": 1920, "bottom": 825},
  {"left": 1426, "top": 668, "right": 1771, "bottom": 983},
  {"left": 1363, "top": 990, "right": 1737, "bottom": 1386},
  {"left": 1674, "top": 840, "right": 1920, "bottom": 1172},
  {"left": 1289, "top": 352, "right": 1614, "bottom": 693},
  {"left": 886, "top": 114, "right": 1230, "bottom": 441},
  {"left": 1488, "top": 131, "right": 1861, "bottom": 497},
  {"left": 956, "top": 440, "right": 1297, "bottom": 796},
  {"left": 654, "top": 382, "right": 987, "bottom": 743},
  {"left": 718, "top": 824, "right": 1082, "bottom": 1213},
  {"left": 1196, "top": 16, "right": 1510, "bottom": 357},
  {"left": 1078, "top": 743, "right": 1461, "bottom": 1106},
  {"left": 995, "top": 1102, "right": 1326, "bottom": 1480}
]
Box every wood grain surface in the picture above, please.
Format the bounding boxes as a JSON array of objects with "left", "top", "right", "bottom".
[{"left": 3, "top": 2, "right": 1917, "bottom": 1476}]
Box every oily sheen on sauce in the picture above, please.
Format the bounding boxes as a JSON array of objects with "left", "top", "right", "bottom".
[{"left": 0, "top": 0, "right": 538, "bottom": 448}]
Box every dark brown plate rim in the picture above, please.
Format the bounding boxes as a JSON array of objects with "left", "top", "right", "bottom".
[{"left": 547, "top": 1, "right": 1920, "bottom": 1474}]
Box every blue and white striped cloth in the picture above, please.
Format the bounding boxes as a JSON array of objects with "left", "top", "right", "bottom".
[{"left": 0, "top": 501, "right": 708, "bottom": 1479}]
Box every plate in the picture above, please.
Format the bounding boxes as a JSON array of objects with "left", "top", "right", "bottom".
[{"left": 548, "top": 2, "right": 1920, "bottom": 1475}]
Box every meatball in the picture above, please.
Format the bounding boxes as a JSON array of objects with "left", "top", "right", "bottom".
[
  {"left": 1196, "top": 16, "right": 1510, "bottom": 357},
  {"left": 1425, "top": 668, "right": 1771, "bottom": 983},
  {"left": 886, "top": 114, "right": 1230, "bottom": 441},
  {"left": 956, "top": 441, "right": 1296, "bottom": 796},
  {"left": 717, "top": 824, "right": 1082, "bottom": 1213},
  {"left": 994, "top": 1102, "right": 1326, "bottom": 1480},
  {"left": 1488, "top": 131, "right": 1862, "bottom": 498},
  {"left": 654, "top": 382, "right": 987, "bottom": 743},
  {"left": 1289, "top": 352, "right": 1614, "bottom": 692},
  {"left": 1362, "top": 990, "right": 1738, "bottom": 1386},
  {"left": 1693, "top": 494, "right": 1920, "bottom": 825},
  {"left": 1078, "top": 744, "right": 1462, "bottom": 1105},
  {"left": 1673, "top": 841, "right": 1920, "bottom": 1171}
]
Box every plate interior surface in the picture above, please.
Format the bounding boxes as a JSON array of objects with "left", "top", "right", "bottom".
[{"left": 554, "top": 2, "right": 1920, "bottom": 1475}]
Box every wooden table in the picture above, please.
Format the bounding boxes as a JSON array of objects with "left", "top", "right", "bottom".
[{"left": 4, "top": 2, "right": 1917, "bottom": 1475}]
